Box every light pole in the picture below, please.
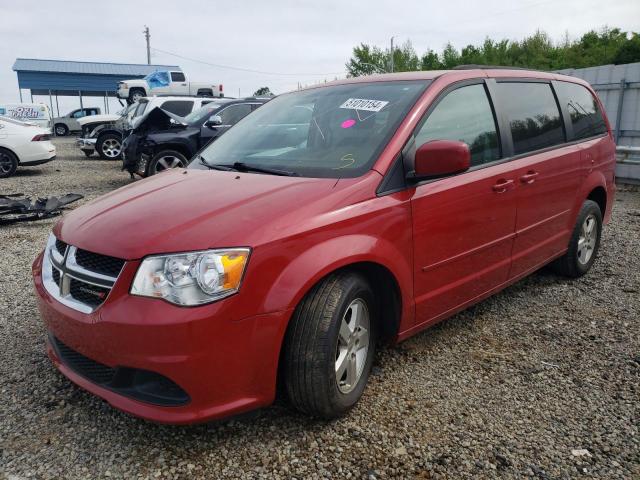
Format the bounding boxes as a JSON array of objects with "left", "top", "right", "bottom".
[
  {"left": 144, "top": 26, "right": 151, "bottom": 65},
  {"left": 390, "top": 36, "right": 395, "bottom": 73}
]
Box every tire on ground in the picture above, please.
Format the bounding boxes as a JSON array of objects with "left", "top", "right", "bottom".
[
  {"left": 0, "top": 148, "right": 18, "bottom": 178},
  {"left": 146, "top": 150, "right": 188, "bottom": 176},
  {"left": 283, "top": 271, "right": 377, "bottom": 418},
  {"left": 96, "top": 133, "right": 123, "bottom": 160},
  {"left": 128, "top": 88, "right": 145, "bottom": 104},
  {"left": 551, "top": 199, "right": 603, "bottom": 278},
  {"left": 54, "top": 124, "right": 68, "bottom": 136}
]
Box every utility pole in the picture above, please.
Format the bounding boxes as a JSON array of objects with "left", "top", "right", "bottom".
[
  {"left": 144, "top": 26, "right": 151, "bottom": 65},
  {"left": 390, "top": 36, "right": 395, "bottom": 73}
]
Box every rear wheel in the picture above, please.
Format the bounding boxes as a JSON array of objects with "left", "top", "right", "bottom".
[
  {"left": 283, "top": 272, "right": 377, "bottom": 418},
  {"left": 147, "top": 150, "right": 188, "bottom": 176},
  {"left": 96, "top": 133, "right": 122, "bottom": 160},
  {"left": 0, "top": 149, "right": 18, "bottom": 178},
  {"left": 551, "top": 200, "right": 602, "bottom": 277},
  {"left": 54, "top": 124, "right": 68, "bottom": 136}
]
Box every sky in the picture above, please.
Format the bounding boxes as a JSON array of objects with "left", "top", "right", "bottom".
[{"left": 1, "top": 0, "right": 638, "bottom": 115}]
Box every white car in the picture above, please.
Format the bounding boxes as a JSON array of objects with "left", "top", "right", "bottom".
[
  {"left": 117, "top": 70, "right": 223, "bottom": 104},
  {"left": 0, "top": 116, "right": 56, "bottom": 178}
]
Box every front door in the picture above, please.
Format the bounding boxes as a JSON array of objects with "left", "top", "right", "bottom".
[{"left": 410, "top": 82, "right": 517, "bottom": 327}]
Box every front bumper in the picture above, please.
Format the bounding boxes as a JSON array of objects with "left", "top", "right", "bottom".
[
  {"left": 76, "top": 137, "right": 97, "bottom": 153},
  {"left": 32, "top": 252, "right": 292, "bottom": 424}
]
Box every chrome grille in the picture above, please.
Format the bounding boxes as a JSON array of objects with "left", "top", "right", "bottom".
[{"left": 42, "top": 235, "right": 124, "bottom": 313}]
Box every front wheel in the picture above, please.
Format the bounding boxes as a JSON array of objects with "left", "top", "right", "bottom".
[
  {"left": 128, "top": 89, "right": 145, "bottom": 104},
  {"left": 96, "top": 133, "right": 122, "bottom": 160},
  {"left": 146, "top": 150, "right": 188, "bottom": 176},
  {"left": 54, "top": 124, "right": 68, "bottom": 136},
  {"left": 551, "top": 199, "right": 602, "bottom": 277},
  {"left": 283, "top": 272, "right": 377, "bottom": 418}
]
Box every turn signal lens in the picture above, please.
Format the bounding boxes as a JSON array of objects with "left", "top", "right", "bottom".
[{"left": 131, "top": 248, "right": 250, "bottom": 306}]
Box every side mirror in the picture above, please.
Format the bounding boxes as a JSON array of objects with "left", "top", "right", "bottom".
[
  {"left": 413, "top": 140, "right": 471, "bottom": 179},
  {"left": 205, "top": 115, "right": 223, "bottom": 128}
]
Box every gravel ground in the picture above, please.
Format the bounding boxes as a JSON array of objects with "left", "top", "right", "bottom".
[{"left": 0, "top": 138, "right": 638, "bottom": 479}]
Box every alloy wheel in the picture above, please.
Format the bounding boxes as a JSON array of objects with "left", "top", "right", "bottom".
[
  {"left": 577, "top": 213, "right": 597, "bottom": 265},
  {"left": 0, "top": 152, "right": 13, "bottom": 174},
  {"left": 335, "top": 298, "right": 370, "bottom": 394},
  {"left": 154, "top": 155, "right": 187, "bottom": 173},
  {"left": 101, "top": 139, "right": 121, "bottom": 158}
]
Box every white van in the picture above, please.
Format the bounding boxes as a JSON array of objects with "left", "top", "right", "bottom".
[{"left": 0, "top": 103, "right": 52, "bottom": 131}]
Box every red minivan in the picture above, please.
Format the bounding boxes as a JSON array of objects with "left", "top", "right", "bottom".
[{"left": 32, "top": 68, "right": 615, "bottom": 423}]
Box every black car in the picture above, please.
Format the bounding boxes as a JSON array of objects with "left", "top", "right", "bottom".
[{"left": 121, "top": 98, "right": 269, "bottom": 177}]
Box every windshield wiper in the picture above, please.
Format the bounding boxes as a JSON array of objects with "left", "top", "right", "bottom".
[
  {"left": 198, "top": 156, "right": 236, "bottom": 171},
  {"left": 201, "top": 158, "right": 298, "bottom": 176},
  {"left": 231, "top": 162, "right": 298, "bottom": 177}
]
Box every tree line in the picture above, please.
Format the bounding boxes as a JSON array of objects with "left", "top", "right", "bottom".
[{"left": 346, "top": 28, "right": 640, "bottom": 76}]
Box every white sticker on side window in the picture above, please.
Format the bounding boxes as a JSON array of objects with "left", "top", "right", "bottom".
[{"left": 339, "top": 98, "right": 389, "bottom": 112}]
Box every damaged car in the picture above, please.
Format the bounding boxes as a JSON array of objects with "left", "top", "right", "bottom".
[
  {"left": 76, "top": 104, "right": 137, "bottom": 159},
  {"left": 121, "top": 98, "right": 268, "bottom": 177}
]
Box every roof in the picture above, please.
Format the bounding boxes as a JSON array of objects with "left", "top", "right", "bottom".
[
  {"left": 12, "top": 58, "right": 181, "bottom": 76},
  {"left": 302, "top": 68, "right": 589, "bottom": 92}
]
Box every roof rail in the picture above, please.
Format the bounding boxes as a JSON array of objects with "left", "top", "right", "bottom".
[{"left": 452, "top": 64, "right": 542, "bottom": 71}]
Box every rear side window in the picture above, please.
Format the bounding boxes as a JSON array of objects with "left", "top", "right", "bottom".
[
  {"left": 555, "top": 81, "right": 607, "bottom": 140},
  {"left": 171, "top": 72, "right": 186, "bottom": 82},
  {"left": 497, "top": 82, "right": 564, "bottom": 155},
  {"left": 415, "top": 83, "right": 500, "bottom": 167},
  {"left": 160, "top": 100, "right": 194, "bottom": 117}
]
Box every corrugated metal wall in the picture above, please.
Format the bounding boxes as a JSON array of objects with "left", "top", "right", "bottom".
[{"left": 556, "top": 62, "right": 640, "bottom": 148}]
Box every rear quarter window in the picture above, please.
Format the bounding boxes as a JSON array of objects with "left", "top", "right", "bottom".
[
  {"left": 554, "top": 81, "right": 607, "bottom": 140},
  {"left": 497, "top": 82, "right": 565, "bottom": 155}
]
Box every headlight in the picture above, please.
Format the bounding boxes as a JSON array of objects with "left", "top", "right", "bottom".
[
  {"left": 121, "top": 83, "right": 128, "bottom": 88},
  {"left": 131, "top": 249, "right": 250, "bottom": 306}
]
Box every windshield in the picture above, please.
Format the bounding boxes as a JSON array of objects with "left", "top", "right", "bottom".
[{"left": 194, "top": 81, "right": 429, "bottom": 178}]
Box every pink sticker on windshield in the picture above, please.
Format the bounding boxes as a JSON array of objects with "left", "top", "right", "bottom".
[{"left": 341, "top": 119, "right": 356, "bottom": 129}]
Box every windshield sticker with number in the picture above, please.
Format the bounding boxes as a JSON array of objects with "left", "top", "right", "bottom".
[{"left": 339, "top": 98, "right": 389, "bottom": 112}]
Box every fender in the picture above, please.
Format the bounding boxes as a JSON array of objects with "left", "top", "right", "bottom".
[
  {"left": 570, "top": 169, "right": 607, "bottom": 226},
  {"left": 261, "top": 234, "right": 415, "bottom": 332},
  {"left": 94, "top": 127, "right": 122, "bottom": 139}
]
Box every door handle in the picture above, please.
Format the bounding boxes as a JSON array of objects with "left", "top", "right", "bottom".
[
  {"left": 492, "top": 179, "right": 514, "bottom": 193},
  {"left": 520, "top": 170, "right": 539, "bottom": 184}
]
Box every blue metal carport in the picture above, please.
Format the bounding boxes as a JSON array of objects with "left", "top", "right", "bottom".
[{"left": 12, "top": 58, "right": 182, "bottom": 115}]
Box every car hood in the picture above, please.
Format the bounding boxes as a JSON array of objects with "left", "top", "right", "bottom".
[
  {"left": 77, "top": 114, "right": 120, "bottom": 126},
  {"left": 54, "top": 169, "right": 374, "bottom": 259}
]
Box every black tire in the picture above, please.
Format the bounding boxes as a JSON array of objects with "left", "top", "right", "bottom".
[
  {"left": 283, "top": 272, "right": 377, "bottom": 419},
  {"left": 551, "top": 200, "right": 603, "bottom": 278},
  {"left": 197, "top": 90, "right": 213, "bottom": 97},
  {"left": 54, "top": 124, "right": 68, "bottom": 136},
  {"left": 0, "top": 148, "right": 18, "bottom": 178},
  {"left": 96, "top": 133, "right": 123, "bottom": 160},
  {"left": 83, "top": 150, "right": 93, "bottom": 158},
  {"left": 128, "top": 88, "right": 145, "bottom": 104},
  {"left": 146, "top": 150, "right": 188, "bottom": 176}
]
